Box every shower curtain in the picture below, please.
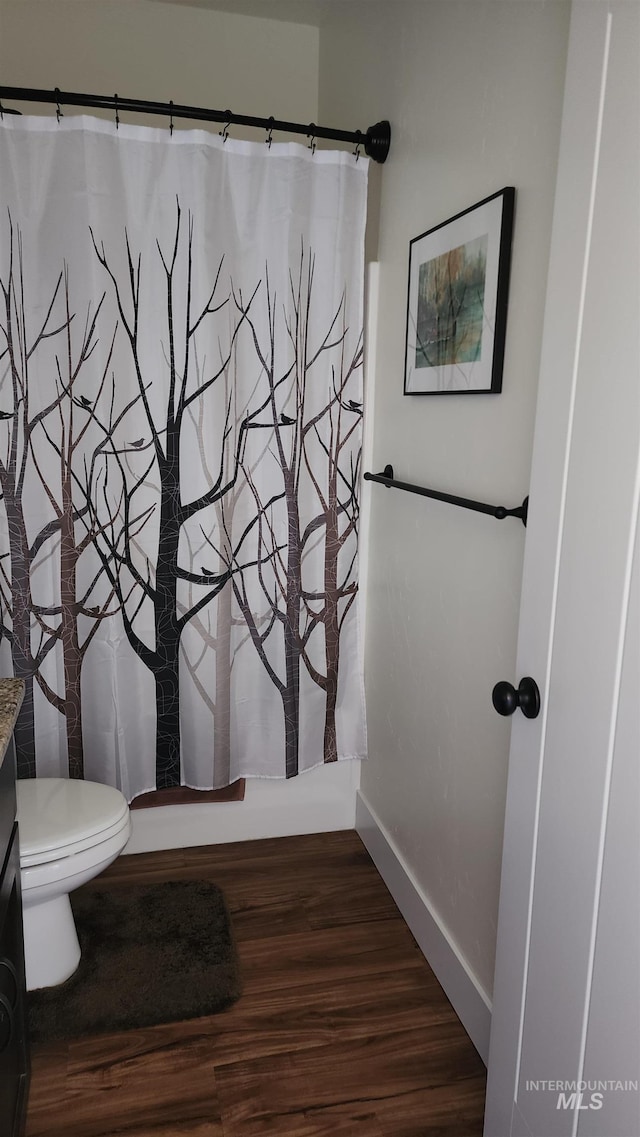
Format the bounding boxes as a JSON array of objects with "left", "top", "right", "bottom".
[{"left": 0, "top": 115, "right": 368, "bottom": 798}]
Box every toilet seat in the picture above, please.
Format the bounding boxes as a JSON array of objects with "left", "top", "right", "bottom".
[{"left": 17, "top": 778, "right": 130, "bottom": 867}]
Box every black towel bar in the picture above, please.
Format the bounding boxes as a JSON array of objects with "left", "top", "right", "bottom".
[{"left": 363, "top": 465, "right": 528, "bottom": 526}]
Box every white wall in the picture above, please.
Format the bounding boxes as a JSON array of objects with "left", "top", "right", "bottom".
[
  {"left": 0, "top": 0, "right": 318, "bottom": 133},
  {"left": 0, "top": 0, "right": 365, "bottom": 847},
  {"left": 320, "top": 0, "right": 571, "bottom": 1005}
]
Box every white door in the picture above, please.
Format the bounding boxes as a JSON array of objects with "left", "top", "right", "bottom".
[{"left": 484, "top": 2, "right": 640, "bottom": 1136}]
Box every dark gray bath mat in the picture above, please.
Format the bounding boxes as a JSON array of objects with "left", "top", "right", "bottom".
[{"left": 27, "top": 879, "right": 241, "bottom": 1042}]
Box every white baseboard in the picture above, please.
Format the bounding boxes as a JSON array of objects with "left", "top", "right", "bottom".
[
  {"left": 124, "top": 760, "right": 361, "bottom": 855},
  {"left": 356, "top": 790, "right": 492, "bottom": 1064}
]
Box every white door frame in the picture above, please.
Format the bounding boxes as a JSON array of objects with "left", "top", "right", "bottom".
[{"left": 484, "top": 2, "right": 640, "bottom": 1133}]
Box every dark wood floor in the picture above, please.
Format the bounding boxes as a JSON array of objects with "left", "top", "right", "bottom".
[{"left": 25, "top": 830, "right": 486, "bottom": 1137}]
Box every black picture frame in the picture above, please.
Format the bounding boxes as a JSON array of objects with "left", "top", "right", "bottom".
[{"left": 403, "top": 187, "right": 515, "bottom": 396}]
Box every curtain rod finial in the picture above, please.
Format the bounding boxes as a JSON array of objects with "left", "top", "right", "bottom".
[{"left": 365, "top": 120, "right": 391, "bottom": 164}]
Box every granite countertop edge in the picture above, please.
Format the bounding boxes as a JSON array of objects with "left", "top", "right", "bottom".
[{"left": 0, "top": 678, "right": 24, "bottom": 764}]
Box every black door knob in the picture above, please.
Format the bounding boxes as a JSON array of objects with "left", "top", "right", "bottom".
[
  {"left": 0, "top": 991, "right": 14, "bottom": 1054},
  {"left": 492, "top": 676, "right": 541, "bottom": 719}
]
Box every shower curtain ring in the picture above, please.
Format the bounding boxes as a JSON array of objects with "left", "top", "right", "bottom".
[
  {"left": 169, "top": 100, "right": 174, "bottom": 136},
  {"left": 219, "top": 112, "right": 232, "bottom": 143},
  {"left": 114, "top": 94, "right": 119, "bottom": 130},
  {"left": 353, "top": 132, "right": 362, "bottom": 161},
  {"left": 265, "top": 116, "right": 274, "bottom": 149},
  {"left": 308, "top": 124, "right": 317, "bottom": 154},
  {"left": 55, "top": 88, "right": 63, "bottom": 123}
]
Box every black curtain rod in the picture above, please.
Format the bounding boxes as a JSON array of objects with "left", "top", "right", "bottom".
[
  {"left": 364, "top": 465, "right": 529, "bottom": 525},
  {"left": 0, "top": 86, "right": 391, "bottom": 163}
]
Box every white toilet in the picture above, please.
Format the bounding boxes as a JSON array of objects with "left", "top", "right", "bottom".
[{"left": 16, "top": 778, "right": 131, "bottom": 991}]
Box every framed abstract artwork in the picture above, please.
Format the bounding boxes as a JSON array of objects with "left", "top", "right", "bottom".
[{"left": 403, "top": 187, "right": 515, "bottom": 395}]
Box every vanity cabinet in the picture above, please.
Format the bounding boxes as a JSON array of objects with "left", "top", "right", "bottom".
[{"left": 0, "top": 732, "right": 29, "bottom": 1136}]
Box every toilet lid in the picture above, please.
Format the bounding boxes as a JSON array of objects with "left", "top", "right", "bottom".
[{"left": 17, "top": 778, "right": 129, "bottom": 863}]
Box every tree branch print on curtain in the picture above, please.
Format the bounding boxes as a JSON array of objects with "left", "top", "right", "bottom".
[
  {"left": 0, "top": 118, "right": 368, "bottom": 793},
  {"left": 0, "top": 218, "right": 119, "bottom": 777},
  {"left": 179, "top": 354, "right": 269, "bottom": 788},
  {"left": 231, "top": 245, "right": 363, "bottom": 777},
  {"left": 86, "top": 202, "right": 261, "bottom": 788}
]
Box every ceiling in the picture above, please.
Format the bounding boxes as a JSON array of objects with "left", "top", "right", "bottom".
[{"left": 154, "top": 0, "right": 357, "bottom": 28}]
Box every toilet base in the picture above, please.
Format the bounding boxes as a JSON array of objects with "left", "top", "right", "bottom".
[{"left": 23, "top": 893, "right": 81, "bottom": 991}]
